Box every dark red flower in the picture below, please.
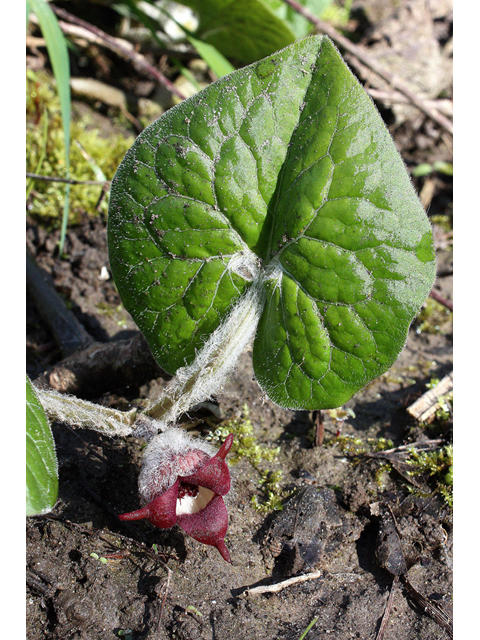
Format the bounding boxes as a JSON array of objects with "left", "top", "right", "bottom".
[{"left": 118, "top": 430, "right": 234, "bottom": 562}]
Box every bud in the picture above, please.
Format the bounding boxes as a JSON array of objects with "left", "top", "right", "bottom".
[{"left": 118, "top": 429, "right": 234, "bottom": 562}]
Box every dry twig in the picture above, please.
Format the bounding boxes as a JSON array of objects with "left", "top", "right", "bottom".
[
  {"left": 375, "top": 574, "right": 400, "bottom": 640},
  {"left": 157, "top": 570, "right": 172, "bottom": 631},
  {"left": 242, "top": 569, "right": 323, "bottom": 596},
  {"left": 401, "top": 576, "right": 453, "bottom": 639},
  {"left": 429, "top": 289, "right": 453, "bottom": 312},
  {"left": 26, "top": 172, "right": 108, "bottom": 186},
  {"left": 407, "top": 372, "right": 453, "bottom": 423},
  {"left": 47, "top": 4, "right": 186, "bottom": 101}
]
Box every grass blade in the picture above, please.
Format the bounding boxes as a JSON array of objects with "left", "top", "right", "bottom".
[
  {"left": 298, "top": 617, "right": 319, "bottom": 640},
  {"left": 28, "top": 0, "right": 71, "bottom": 254},
  {"left": 121, "top": 0, "right": 235, "bottom": 78},
  {"left": 184, "top": 33, "right": 235, "bottom": 77}
]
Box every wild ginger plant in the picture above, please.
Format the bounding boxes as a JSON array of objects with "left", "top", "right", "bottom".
[{"left": 27, "top": 36, "right": 436, "bottom": 560}]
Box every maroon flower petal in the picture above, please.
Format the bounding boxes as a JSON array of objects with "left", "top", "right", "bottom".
[
  {"left": 181, "top": 434, "right": 234, "bottom": 496},
  {"left": 178, "top": 494, "right": 231, "bottom": 562},
  {"left": 118, "top": 479, "right": 179, "bottom": 529}
]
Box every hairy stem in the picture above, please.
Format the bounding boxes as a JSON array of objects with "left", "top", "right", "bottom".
[
  {"left": 35, "top": 386, "right": 139, "bottom": 437},
  {"left": 143, "top": 286, "right": 264, "bottom": 423}
]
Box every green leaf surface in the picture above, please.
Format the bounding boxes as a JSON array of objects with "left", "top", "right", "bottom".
[
  {"left": 26, "top": 377, "right": 58, "bottom": 516},
  {"left": 179, "top": 0, "right": 297, "bottom": 63},
  {"left": 108, "top": 36, "right": 435, "bottom": 410}
]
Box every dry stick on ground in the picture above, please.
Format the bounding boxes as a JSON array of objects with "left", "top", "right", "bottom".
[
  {"left": 281, "top": 0, "right": 453, "bottom": 136},
  {"left": 27, "top": 165, "right": 111, "bottom": 217},
  {"left": 375, "top": 574, "right": 400, "bottom": 640},
  {"left": 49, "top": 4, "right": 186, "bottom": 102},
  {"left": 157, "top": 570, "right": 172, "bottom": 631},
  {"left": 242, "top": 569, "right": 323, "bottom": 597},
  {"left": 366, "top": 439, "right": 448, "bottom": 487},
  {"left": 401, "top": 576, "right": 453, "bottom": 639},
  {"left": 26, "top": 172, "right": 109, "bottom": 186},
  {"left": 27, "top": 171, "right": 111, "bottom": 212},
  {"left": 366, "top": 88, "right": 453, "bottom": 118},
  {"left": 407, "top": 372, "right": 453, "bottom": 424},
  {"left": 429, "top": 289, "right": 453, "bottom": 311}
]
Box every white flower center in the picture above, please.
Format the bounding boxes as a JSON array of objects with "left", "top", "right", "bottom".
[{"left": 176, "top": 487, "right": 215, "bottom": 516}]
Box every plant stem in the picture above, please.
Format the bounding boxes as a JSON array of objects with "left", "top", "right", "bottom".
[
  {"left": 36, "top": 386, "right": 139, "bottom": 437},
  {"left": 143, "top": 286, "right": 264, "bottom": 423}
]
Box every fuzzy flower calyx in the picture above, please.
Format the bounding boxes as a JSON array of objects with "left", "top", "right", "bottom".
[{"left": 118, "top": 429, "right": 234, "bottom": 562}]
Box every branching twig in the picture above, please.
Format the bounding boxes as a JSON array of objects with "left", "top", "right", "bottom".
[
  {"left": 281, "top": 0, "right": 453, "bottom": 135},
  {"left": 47, "top": 4, "right": 186, "bottom": 101}
]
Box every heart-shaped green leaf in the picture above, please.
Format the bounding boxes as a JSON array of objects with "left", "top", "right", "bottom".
[
  {"left": 26, "top": 376, "right": 58, "bottom": 515},
  {"left": 108, "top": 36, "right": 435, "bottom": 410}
]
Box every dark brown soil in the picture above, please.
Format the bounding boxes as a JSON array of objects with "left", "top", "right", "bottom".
[{"left": 26, "top": 2, "right": 453, "bottom": 638}]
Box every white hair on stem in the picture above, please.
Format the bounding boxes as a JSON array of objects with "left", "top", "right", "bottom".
[
  {"left": 34, "top": 385, "right": 138, "bottom": 437},
  {"left": 143, "top": 283, "right": 265, "bottom": 428}
]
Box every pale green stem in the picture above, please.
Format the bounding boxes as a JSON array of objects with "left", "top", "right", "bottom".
[
  {"left": 36, "top": 386, "right": 139, "bottom": 437},
  {"left": 143, "top": 286, "right": 264, "bottom": 423}
]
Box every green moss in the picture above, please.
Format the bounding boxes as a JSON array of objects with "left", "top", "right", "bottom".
[
  {"left": 404, "top": 444, "right": 453, "bottom": 507},
  {"left": 251, "top": 470, "right": 286, "bottom": 513},
  {"left": 206, "top": 405, "right": 287, "bottom": 512},
  {"left": 414, "top": 298, "right": 452, "bottom": 335},
  {"left": 435, "top": 392, "right": 453, "bottom": 423},
  {"left": 207, "top": 405, "right": 280, "bottom": 466},
  {"left": 374, "top": 461, "right": 392, "bottom": 491},
  {"left": 327, "top": 434, "right": 394, "bottom": 457},
  {"left": 26, "top": 69, "right": 134, "bottom": 227},
  {"left": 328, "top": 434, "right": 367, "bottom": 457},
  {"left": 430, "top": 213, "right": 452, "bottom": 234}
]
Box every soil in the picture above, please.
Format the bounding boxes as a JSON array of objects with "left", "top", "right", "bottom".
[{"left": 26, "top": 2, "right": 453, "bottom": 639}]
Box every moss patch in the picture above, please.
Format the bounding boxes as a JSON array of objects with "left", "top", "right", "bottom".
[
  {"left": 27, "top": 70, "right": 134, "bottom": 227},
  {"left": 413, "top": 297, "right": 452, "bottom": 335},
  {"left": 206, "top": 405, "right": 288, "bottom": 512}
]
